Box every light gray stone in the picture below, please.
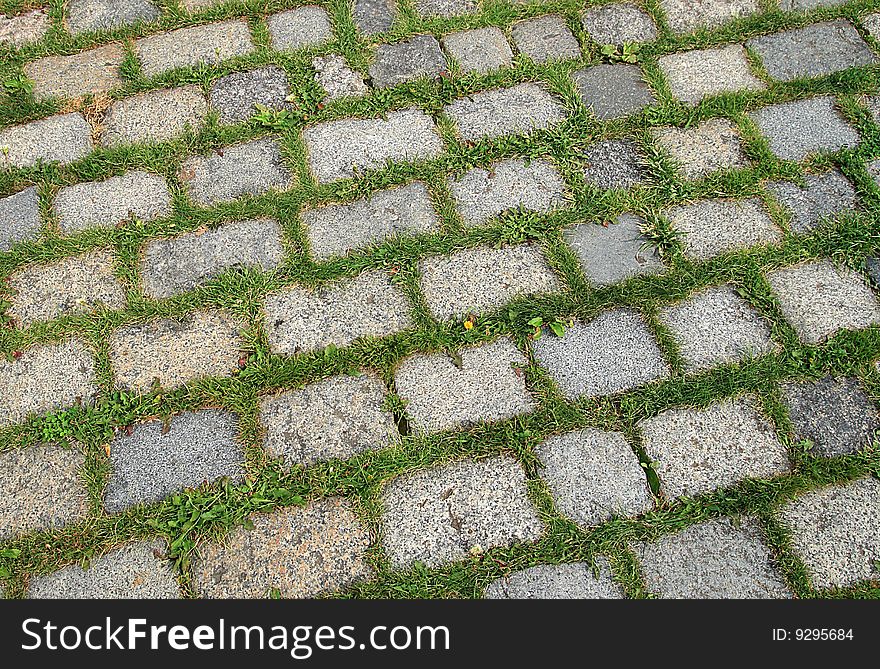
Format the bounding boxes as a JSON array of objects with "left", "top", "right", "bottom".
[
  {"left": 533, "top": 308, "right": 670, "bottom": 400},
  {"left": 0, "top": 9, "right": 50, "bottom": 47},
  {"left": 210, "top": 66, "right": 292, "bottom": 125},
  {"left": 866, "top": 158, "right": 880, "bottom": 187},
  {"left": 441, "top": 27, "right": 513, "bottom": 74},
  {"left": 412, "top": 0, "right": 477, "bottom": 17},
  {"left": 0, "top": 113, "right": 93, "bottom": 169},
  {"left": 178, "top": 0, "right": 224, "bottom": 10},
  {"left": 381, "top": 456, "right": 542, "bottom": 568},
  {"left": 485, "top": 560, "right": 624, "bottom": 599},
  {"left": 313, "top": 54, "right": 368, "bottom": 101},
  {"left": 652, "top": 118, "right": 748, "bottom": 178},
  {"left": 659, "top": 45, "right": 765, "bottom": 104},
  {"left": 662, "top": 0, "right": 759, "bottom": 33},
  {"left": 0, "top": 187, "right": 41, "bottom": 251},
  {"left": 369, "top": 35, "right": 447, "bottom": 88},
  {"left": 101, "top": 85, "right": 208, "bottom": 147},
  {"left": 394, "top": 338, "right": 534, "bottom": 433},
  {"left": 768, "top": 170, "right": 857, "bottom": 234},
  {"left": 135, "top": 20, "right": 255, "bottom": 78},
  {"left": 864, "top": 12, "right": 880, "bottom": 40},
  {"left": 572, "top": 64, "right": 656, "bottom": 120},
  {"left": 779, "top": 0, "right": 846, "bottom": 8},
  {"left": 66, "top": 0, "right": 159, "bottom": 35},
  {"left": 24, "top": 43, "right": 124, "bottom": 100},
  {"left": 639, "top": 396, "right": 790, "bottom": 498},
  {"left": 353, "top": 0, "right": 396, "bottom": 34},
  {"left": 582, "top": 4, "right": 657, "bottom": 45},
  {"left": 511, "top": 14, "right": 581, "bottom": 62},
  {"left": 581, "top": 139, "right": 646, "bottom": 189},
  {"left": 267, "top": 6, "right": 332, "bottom": 51}
]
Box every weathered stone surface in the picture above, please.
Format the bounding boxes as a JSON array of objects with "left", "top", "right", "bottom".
[
  {"left": 210, "top": 66, "right": 292, "bottom": 125},
  {"left": 108, "top": 311, "right": 244, "bottom": 392},
  {"left": 135, "top": 20, "right": 255, "bottom": 77},
  {"left": 193, "top": 498, "right": 373, "bottom": 598},
  {"left": 0, "top": 8, "right": 50, "bottom": 47},
  {"left": 639, "top": 396, "right": 790, "bottom": 498},
  {"left": 747, "top": 20, "right": 876, "bottom": 82},
  {"left": 660, "top": 0, "right": 759, "bottom": 34},
  {"left": 564, "top": 214, "right": 664, "bottom": 286},
  {"left": 659, "top": 45, "right": 765, "bottom": 104},
  {"left": 0, "top": 339, "right": 97, "bottom": 427},
  {"left": 663, "top": 198, "right": 781, "bottom": 260},
  {"left": 303, "top": 108, "right": 443, "bottom": 183},
  {"left": 652, "top": 118, "right": 748, "bottom": 178},
  {"left": 302, "top": 182, "right": 438, "bottom": 260},
  {"left": 765, "top": 260, "right": 880, "bottom": 344},
  {"left": 54, "top": 170, "right": 172, "bottom": 233},
  {"left": 412, "top": 0, "right": 477, "bottom": 17},
  {"left": 533, "top": 308, "right": 670, "bottom": 400},
  {"left": 66, "top": 0, "right": 159, "bottom": 35},
  {"left": 353, "top": 0, "right": 396, "bottom": 34},
  {"left": 381, "top": 457, "right": 542, "bottom": 568},
  {"left": 634, "top": 517, "right": 791, "bottom": 598},
  {"left": 866, "top": 257, "right": 880, "bottom": 287},
  {"left": 101, "top": 85, "right": 208, "bottom": 147},
  {"left": 394, "top": 338, "right": 534, "bottom": 433},
  {"left": 443, "top": 83, "right": 567, "bottom": 141},
  {"left": 572, "top": 64, "right": 655, "bottom": 120},
  {"left": 264, "top": 270, "right": 412, "bottom": 355},
  {"left": 538, "top": 429, "right": 653, "bottom": 527},
  {"left": 104, "top": 409, "right": 244, "bottom": 512},
  {"left": 313, "top": 54, "right": 368, "bottom": 101},
  {"left": 260, "top": 373, "right": 398, "bottom": 467},
  {"left": 581, "top": 139, "right": 646, "bottom": 189},
  {"left": 448, "top": 157, "right": 568, "bottom": 227},
  {"left": 511, "top": 14, "right": 581, "bottom": 62},
  {"left": 24, "top": 43, "right": 124, "bottom": 100},
  {"left": 267, "top": 6, "right": 332, "bottom": 51},
  {"left": 779, "top": 0, "right": 846, "bottom": 8},
  {"left": 441, "top": 27, "right": 512, "bottom": 74},
  {"left": 0, "top": 113, "right": 93, "bottom": 168},
  {"left": 485, "top": 560, "right": 624, "bottom": 599},
  {"left": 419, "top": 244, "right": 561, "bottom": 320},
  {"left": 779, "top": 477, "right": 880, "bottom": 589},
  {"left": 659, "top": 284, "right": 776, "bottom": 372},
  {"left": 750, "top": 97, "right": 860, "bottom": 162},
  {"left": 864, "top": 12, "right": 880, "bottom": 40},
  {"left": 8, "top": 249, "right": 126, "bottom": 327},
  {"left": 867, "top": 158, "right": 880, "bottom": 187},
  {"left": 768, "top": 170, "right": 857, "bottom": 234},
  {"left": 369, "top": 35, "right": 447, "bottom": 88},
  {"left": 28, "top": 540, "right": 180, "bottom": 599},
  {"left": 179, "top": 138, "right": 293, "bottom": 206},
  {"left": 0, "top": 444, "right": 89, "bottom": 541},
  {"left": 582, "top": 4, "right": 657, "bottom": 45},
  {"left": 0, "top": 187, "right": 41, "bottom": 251}
]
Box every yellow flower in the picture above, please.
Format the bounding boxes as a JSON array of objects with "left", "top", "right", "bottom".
[{"left": 463, "top": 318, "right": 474, "bottom": 330}]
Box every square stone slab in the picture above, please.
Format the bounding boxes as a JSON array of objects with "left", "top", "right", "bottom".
[
  {"left": 486, "top": 560, "right": 624, "bottom": 598},
  {"left": 659, "top": 45, "right": 765, "bottom": 105},
  {"left": 101, "top": 85, "right": 209, "bottom": 147},
  {"left": 768, "top": 170, "right": 857, "bottom": 234},
  {"left": 639, "top": 395, "right": 790, "bottom": 498},
  {"left": 0, "top": 9, "right": 50, "bottom": 47},
  {"left": 441, "top": 27, "right": 513, "bottom": 74},
  {"left": 0, "top": 187, "right": 42, "bottom": 251},
  {"left": 765, "top": 260, "right": 880, "bottom": 344},
  {"left": 0, "top": 113, "right": 93, "bottom": 169},
  {"left": 581, "top": 3, "right": 657, "bottom": 45},
  {"left": 633, "top": 517, "right": 791, "bottom": 598},
  {"left": 564, "top": 214, "right": 665, "bottom": 286},
  {"left": 581, "top": 139, "right": 647, "bottom": 189},
  {"left": 369, "top": 35, "right": 447, "bottom": 88},
  {"left": 353, "top": 0, "right": 396, "bottom": 34},
  {"left": 412, "top": 0, "right": 477, "bottom": 16},
  {"left": 659, "top": 283, "right": 776, "bottom": 372},
  {"left": 511, "top": 14, "right": 581, "bottom": 63},
  {"left": 210, "top": 66, "right": 292, "bottom": 125},
  {"left": 533, "top": 308, "right": 670, "bottom": 400},
  {"left": 781, "top": 376, "right": 880, "bottom": 457},
  {"left": 24, "top": 43, "right": 124, "bottom": 100},
  {"left": 660, "top": 0, "right": 759, "bottom": 34},
  {"left": 652, "top": 118, "right": 748, "bottom": 179},
  {"left": 135, "top": 20, "right": 255, "bottom": 78},
  {"left": 381, "top": 456, "right": 542, "bottom": 568},
  {"left": 260, "top": 373, "right": 399, "bottom": 467},
  {"left": 313, "top": 54, "right": 369, "bottom": 101},
  {"left": 267, "top": 6, "right": 333, "bottom": 51},
  {"left": 778, "top": 477, "right": 880, "bottom": 589},
  {"left": 193, "top": 498, "right": 373, "bottom": 598},
  {"left": 66, "top": 0, "right": 159, "bottom": 35},
  {"left": 572, "top": 64, "right": 656, "bottom": 120}
]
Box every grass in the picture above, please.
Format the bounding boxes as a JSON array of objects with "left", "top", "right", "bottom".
[{"left": 0, "top": 0, "right": 879, "bottom": 599}]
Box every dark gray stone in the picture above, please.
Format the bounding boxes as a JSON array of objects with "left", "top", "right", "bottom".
[
  {"left": 511, "top": 14, "right": 581, "bottom": 63},
  {"left": 581, "top": 139, "right": 647, "bottom": 189},
  {"left": 866, "top": 257, "right": 880, "bottom": 287},
  {"left": 369, "top": 35, "right": 447, "bottom": 88},
  {"left": 572, "top": 64, "right": 655, "bottom": 120},
  {"left": 0, "top": 187, "right": 41, "bottom": 251},
  {"left": 210, "top": 67, "right": 292, "bottom": 125},
  {"left": 769, "top": 170, "right": 857, "bottom": 234},
  {"left": 353, "top": 0, "right": 396, "bottom": 34}
]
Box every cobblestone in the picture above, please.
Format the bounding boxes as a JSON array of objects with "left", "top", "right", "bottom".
[
  {"left": 511, "top": 15, "right": 581, "bottom": 63},
  {"left": 572, "top": 64, "right": 656, "bottom": 119},
  {"left": 582, "top": 4, "right": 657, "bottom": 45},
  {"left": 135, "top": 20, "right": 255, "bottom": 77},
  {"left": 313, "top": 55, "right": 368, "bottom": 101},
  {"left": 101, "top": 85, "right": 209, "bottom": 147},
  {"left": 652, "top": 118, "right": 748, "bottom": 178},
  {"left": 353, "top": 0, "right": 396, "bottom": 34},
  {"left": 66, "top": 0, "right": 159, "bottom": 35},
  {"left": 485, "top": 560, "right": 624, "bottom": 598},
  {"left": 210, "top": 67, "right": 292, "bottom": 125},
  {"left": 267, "top": 6, "right": 333, "bottom": 51},
  {"left": 369, "top": 35, "right": 447, "bottom": 88},
  {"left": 0, "top": 187, "right": 42, "bottom": 251},
  {"left": 441, "top": 27, "right": 512, "bottom": 74},
  {"left": 0, "top": 113, "right": 93, "bottom": 168},
  {"left": 0, "top": 8, "right": 50, "bottom": 47},
  {"left": 24, "top": 43, "right": 124, "bottom": 100},
  {"left": 581, "top": 139, "right": 647, "bottom": 190},
  {"left": 769, "top": 170, "right": 857, "bottom": 234},
  {"left": 659, "top": 45, "right": 765, "bottom": 104},
  {"left": 660, "top": 0, "right": 759, "bottom": 34}
]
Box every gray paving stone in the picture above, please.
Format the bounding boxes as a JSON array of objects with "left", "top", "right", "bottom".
[
  {"left": 0, "top": 444, "right": 89, "bottom": 541},
  {"left": 660, "top": 0, "right": 759, "bottom": 34},
  {"left": 260, "top": 373, "right": 399, "bottom": 467},
  {"left": 101, "top": 85, "right": 208, "bottom": 147},
  {"left": 778, "top": 477, "right": 880, "bottom": 589},
  {"left": 369, "top": 35, "right": 447, "bottom": 88},
  {"left": 660, "top": 284, "right": 776, "bottom": 372},
  {"left": 449, "top": 157, "right": 567, "bottom": 228},
  {"left": 24, "top": 43, "right": 124, "bottom": 100},
  {"left": 193, "top": 498, "right": 372, "bottom": 598},
  {"left": 0, "top": 112, "right": 93, "bottom": 168},
  {"left": 581, "top": 139, "right": 646, "bottom": 189},
  {"left": 572, "top": 64, "right": 656, "bottom": 120},
  {"left": 301, "top": 182, "right": 438, "bottom": 260},
  {"left": 867, "top": 158, "right": 880, "bottom": 187},
  {"left": 412, "top": 0, "right": 477, "bottom": 17},
  {"left": 443, "top": 83, "right": 567, "bottom": 141},
  {"left": 0, "top": 339, "right": 97, "bottom": 427},
  {"left": 267, "top": 6, "right": 332, "bottom": 51},
  {"left": 441, "top": 27, "right": 513, "bottom": 74},
  {"left": 178, "top": 0, "right": 223, "bottom": 9},
  {"left": 865, "top": 12, "right": 880, "bottom": 40},
  {"left": 538, "top": 429, "right": 653, "bottom": 527},
  {"left": 485, "top": 560, "right": 624, "bottom": 599},
  {"left": 634, "top": 517, "right": 791, "bottom": 598},
  {"left": 135, "top": 20, "right": 255, "bottom": 78},
  {"left": 140, "top": 218, "right": 284, "bottom": 299},
  {"left": 353, "top": 0, "right": 396, "bottom": 34},
  {"left": 313, "top": 54, "right": 368, "bottom": 101},
  {"left": 511, "top": 14, "right": 581, "bottom": 62},
  {"left": 651, "top": 118, "right": 748, "bottom": 179},
  {"left": 54, "top": 170, "right": 172, "bottom": 233},
  {"left": 663, "top": 198, "right": 782, "bottom": 260},
  {"left": 582, "top": 3, "right": 657, "bottom": 45},
  {"left": 28, "top": 540, "right": 180, "bottom": 599},
  {"left": 381, "top": 456, "right": 542, "bottom": 568},
  {"left": 264, "top": 270, "right": 412, "bottom": 355},
  {"left": 210, "top": 66, "right": 292, "bottom": 125},
  {"left": 66, "top": 0, "right": 159, "bottom": 35},
  {"left": 179, "top": 137, "right": 293, "bottom": 206},
  {"left": 659, "top": 45, "right": 765, "bottom": 105},
  {"left": 108, "top": 311, "right": 244, "bottom": 392},
  {"left": 750, "top": 97, "right": 860, "bottom": 162},
  {"left": 769, "top": 170, "right": 857, "bottom": 234},
  {"left": 782, "top": 376, "right": 880, "bottom": 458},
  {"left": 104, "top": 409, "right": 244, "bottom": 512},
  {"left": 866, "top": 256, "right": 880, "bottom": 287},
  {"left": 639, "top": 396, "right": 790, "bottom": 498},
  {"left": 8, "top": 249, "right": 126, "bottom": 327},
  {"left": 533, "top": 308, "right": 670, "bottom": 400},
  {"left": 779, "top": 0, "right": 846, "bottom": 8},
  {"left": 394, "top": 338, "right": 534, "bottom": 433},
  {"left": 765, "top": 260, "right": 880, "bottom": 345},
  {"left": 303, "top": 108, "right": 443, "bottom": 183},
  {"left": 564, "top": 214, "right": 664, "bottom": 286},
  {"left": 0, "top": 187, "right": 41, "bottom": 251},
  {"left": 0, "top": 8, "right": 50, "bottom": 47}
]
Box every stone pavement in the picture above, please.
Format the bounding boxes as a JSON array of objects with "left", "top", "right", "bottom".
[{"left": 0, "top": 0, "right": 879, "bottom": 600}]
